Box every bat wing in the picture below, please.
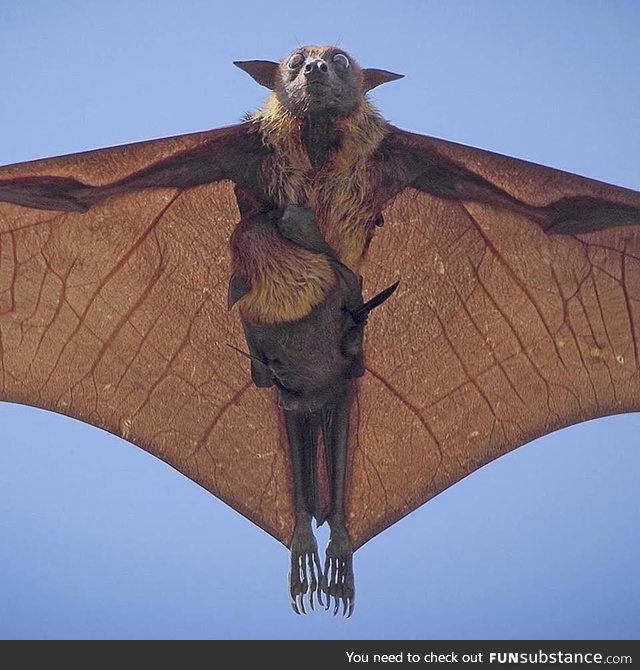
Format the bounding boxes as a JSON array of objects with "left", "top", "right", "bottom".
[
  {"left": 4, "top": 126, "right": 640, "bottom": 555},
  {"left": 348, "top": 130, "right": 640, "bottom": 549},
  {"left": 0, "top": 128, "right": 295, "bottom": 546}
]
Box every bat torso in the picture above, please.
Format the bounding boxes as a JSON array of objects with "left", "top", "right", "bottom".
[
  {"left": 231, "top": 95, "right": 406, "bottom": 324},
  {"left": 253, "top": 95, "right": 395, "bottom": 272}
]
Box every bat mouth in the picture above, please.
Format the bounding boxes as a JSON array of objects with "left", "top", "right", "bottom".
[
  {"left": 307, "top": 81, "right": 331, "bottom": 92},
  {"left": 305, "top": 82, "right": 343, "bottom": 104}
]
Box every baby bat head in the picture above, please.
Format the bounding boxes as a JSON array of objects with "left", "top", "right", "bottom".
[{"left": 234, "top": 45, "right": 403, "bottom": 118}]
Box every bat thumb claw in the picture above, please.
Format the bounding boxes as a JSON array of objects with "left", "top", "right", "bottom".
[{"left": 352, "top": 281, "right": 400, "bottom": 323}]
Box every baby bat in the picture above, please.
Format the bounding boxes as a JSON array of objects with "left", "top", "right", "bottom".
[{"left": 1, "top": 45, "right": 639, "bottom": 616}]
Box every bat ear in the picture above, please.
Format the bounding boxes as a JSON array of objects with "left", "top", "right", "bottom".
[
  {"left": 362, "top": 68, "right": 404, "bottom": 92},
  {"left": 233, "top": 60, "right": 279, "bottom": 90}
]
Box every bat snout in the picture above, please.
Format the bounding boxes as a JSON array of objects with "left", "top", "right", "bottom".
[{"left": 303, "top": 59, "right": 329, "bottom": 78}]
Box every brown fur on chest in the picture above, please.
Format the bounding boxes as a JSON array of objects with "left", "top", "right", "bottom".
[
  {"left": 254, "top": 94, "right": 389, "bottom": 272},
  {"left": 231, "top": 96, "right": 389, "bottom": 325}
]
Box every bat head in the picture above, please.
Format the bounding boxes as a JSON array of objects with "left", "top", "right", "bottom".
[{"left": 234, "top": 46, "right": 403, "bottom": 118}]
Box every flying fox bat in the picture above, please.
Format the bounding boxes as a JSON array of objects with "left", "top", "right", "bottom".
[{"left": 1, "top": 45, "right": 639, "bottom": 617}]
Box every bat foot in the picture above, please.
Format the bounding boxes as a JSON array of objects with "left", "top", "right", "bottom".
[
  {"left": 323, "top": 524, "right": 355, "bottom": 618},
  {"left": 289, "top": 524, "right": 324, "bottom": 614}
]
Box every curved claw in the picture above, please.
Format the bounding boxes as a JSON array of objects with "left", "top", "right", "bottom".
[
  {"left": 323, "top": 553, "right": 355, "bottom": 617},
  {"left": 289, "top": 545, "right": 323, "bottom": 615},
  {"left": 323, "top": 555, "right": 332, "bottom": 611},
  {"left": 307, "top": 552, "right": 326, "bottom": 610}
]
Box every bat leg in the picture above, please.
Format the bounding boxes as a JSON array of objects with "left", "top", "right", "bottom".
[
  {"left": 321, "top": 384, "right": 355, "bottom": 618},
  {"left": 284, "top": 410, "right": 324, "bottom": 614}
]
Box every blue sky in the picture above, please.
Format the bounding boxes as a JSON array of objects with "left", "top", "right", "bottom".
[{"left": 0, "top": 1, "right": 639, "bottom": 639}]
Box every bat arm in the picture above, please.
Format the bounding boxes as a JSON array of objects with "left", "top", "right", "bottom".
[
  {"left": 410, "top": 163, "right": 640, "bottom": 234},
  {"left": 105, "top": 140, "right": 242, "bottom": 193},
  {"left": 0, "top": 124, "right": 263, "bottom": 213},
  {"left": 0, "top": 146, "right": 236, "bottom": 212},
  {"left": 407, "top": 157, "right": 547, "bottom": 224},
  {"left": 0, "top": 175, "right": 98, "bottom": 213},
  {"left": 391, "top": 129, "right": 640, "bottom": 234}
]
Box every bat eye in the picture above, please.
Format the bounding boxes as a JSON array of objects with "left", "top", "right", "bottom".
[
  {"left": 288, "top": 53, "right": 305, "bottom": 70},
  {"left": 333, "top": 53, "right": 350, "bottom": 69}
]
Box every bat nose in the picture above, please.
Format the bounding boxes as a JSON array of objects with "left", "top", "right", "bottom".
[{"left": 303, "top": 59, "right": 328, "bottom": 77}]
